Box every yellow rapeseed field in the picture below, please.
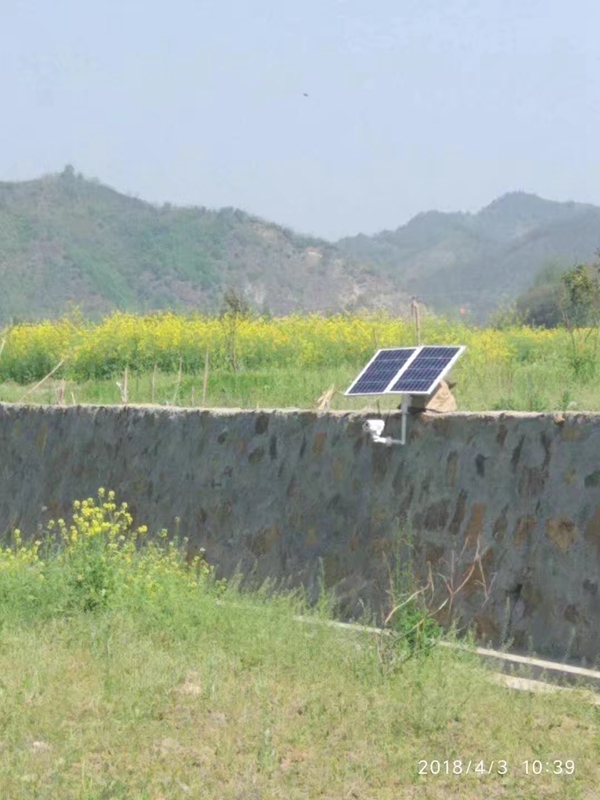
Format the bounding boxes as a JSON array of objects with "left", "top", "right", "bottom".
[{"left": 0, "top": 309, "right": 586, "bottom": 384}]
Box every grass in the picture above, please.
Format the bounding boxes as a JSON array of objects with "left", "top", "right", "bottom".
[
  {"left": 3, "top": 607, "right": 600, "bottom": 799},
  {"left": 2, "top": 358, "right": 600, "bottom": 412},
  {"left": 0, "top": 366, "right": 600, "bottom": 412},
  {"left": 0, "top": 367, "right": 363, "bottom": 411},
  {"left": 0, "top": 492, "right": 599, "bottom": 799}
]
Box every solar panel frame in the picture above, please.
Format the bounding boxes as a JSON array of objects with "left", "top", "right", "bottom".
[
  {"left": 344, "top": 347, "right": 419, "bottom": 396},
  {"left": 385, "top": 345, "right": 465, "bottom": 396}
]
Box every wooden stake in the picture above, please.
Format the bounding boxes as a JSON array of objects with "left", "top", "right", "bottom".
[
  {"left": 55, "top": 379, "right": 66, "bottom": 406},
  {"left": 171, "top": 357, "right": 183, "bottom": 406},
  {"left": 202, "top": 346, "right": 209, "bottom": 406},
  {"left": 411, "top": 296, "right": 421, "bottom": 346},
  {"left": 116, "top": 367, "right": 129, "bottom": 404},
  {"left": 151, "top": 363, "right": 157, "bottom": 404}
]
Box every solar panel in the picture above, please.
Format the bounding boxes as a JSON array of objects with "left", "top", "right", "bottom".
[
  {"left": 387, "top": 346, "right": 464, "bottom": 395},
  {"left": 345, "top": 348, "right": 418, "bottom": 396}
]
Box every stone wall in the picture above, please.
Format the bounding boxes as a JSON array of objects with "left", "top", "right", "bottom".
[{"left": 1, "top": 403, "right": 599, "bottom": 661}]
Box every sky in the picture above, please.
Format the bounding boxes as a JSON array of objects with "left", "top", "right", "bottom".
[{"left": 2, "top": 0, "right": 600, "bottom": 240}]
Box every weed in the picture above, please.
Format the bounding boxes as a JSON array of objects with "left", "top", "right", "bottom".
[{"left": 376, "top": 526, "right": 445, "bottom": 674}]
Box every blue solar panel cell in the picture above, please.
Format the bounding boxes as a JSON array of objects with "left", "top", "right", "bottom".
[
  {"left": 388, "top": 346, "right": 462, "bottom": 394},
  {"left": 345, "top": 348, "right": 417, "bottom": 396}
]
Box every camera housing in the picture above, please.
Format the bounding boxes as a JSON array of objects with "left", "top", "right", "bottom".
[{"left": 363, "top": 419, "right": 385, "bottom": 437}]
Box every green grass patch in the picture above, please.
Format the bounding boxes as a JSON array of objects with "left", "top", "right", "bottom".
[
  {"left": 0, "top": 491, "right": 598, "bottom": 798},
  {"left": 2, "top": 358, "right": 600, "bottom": 412}
]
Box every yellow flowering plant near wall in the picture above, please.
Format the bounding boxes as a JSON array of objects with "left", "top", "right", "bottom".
[{"left": 0, "top": 489, "right": 216, "bottom": 619}]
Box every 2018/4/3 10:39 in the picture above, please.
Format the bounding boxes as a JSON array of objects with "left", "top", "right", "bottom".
[{"left": 418, "top": 760, "right": 576, "bottom": 776}]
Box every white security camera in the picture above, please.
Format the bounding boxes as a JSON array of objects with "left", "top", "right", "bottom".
[
  {"left": 363, "top": 417, "right": 406, "bottom": 446},
  {"left": 363, "top": 419, "right": 385, "bottom": 437}
]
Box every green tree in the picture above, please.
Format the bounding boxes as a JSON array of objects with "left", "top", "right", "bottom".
[
  {"left": 219, "top": 287, "right": 252, "bottom": 373},
  {"left": 219, "top": 287, "right": 251, "bottom": 319},
  {"left": 511, "top": 262, "right": 565, "bottom": 328},
  {"left": 559, "top": 254, "right": 600, "bottom": 379},
  {"left": 560, "top": 261, "right": 600, "bottom": 327}
]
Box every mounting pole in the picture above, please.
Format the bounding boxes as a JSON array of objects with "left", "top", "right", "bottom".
[{"left": 399, "top": 393, "right": 410, "bottom": 445}]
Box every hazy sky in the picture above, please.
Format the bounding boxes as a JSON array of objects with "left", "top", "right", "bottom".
[{"left": 2, "top": 0, "right": 600, "bottom": 239}]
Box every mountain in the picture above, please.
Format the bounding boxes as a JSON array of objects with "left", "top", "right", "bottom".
[
  {"left": 337, "top": 192, "right": 600, "bottom": 319},
  {"left": 1, "top": 170, "right": 599, "bottom": 325},
  {"left": 0, "top": 167, "right": 409, "bottom": 325}
]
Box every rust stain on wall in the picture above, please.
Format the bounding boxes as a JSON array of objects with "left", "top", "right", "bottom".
[
  {"left": 348, "top": 532, "right": 360, "bottom": 552},
  {"left": 585, "top": 507, "right": 600, "bottom": 551},
  {"left": 322, "top": 553, "right": 344, "bottom": 588},
  {"left": 425, "top": 543, "right": 444, "bottom": 565},
  {"left": 305, "top": 527, "right": 318, "bottom": 547},
  {"left": 248, "top": 446, "right": 265, "bottom": 463},
  {"left": 332, "top": 457, "right": 344, "bottom": 482},
  {"left": 545, "top": 517, "right": 577, "bottom": 552},
  {"left": 519, "top": 466, "right": 547, "bottom": 496},
  {"left": 496, "top": 424, "right": 508, "bottom": 447},
  {"left": 474, "top": 612, "right": 501, "bottom": 642},
  {"left": 560, "top": 424, "right": 583, "bottom": 442},
  {"left": 492, "top": 507, "right": 508, "bottom": 542},
  {"left": 464, "top": 503, "right": 487, "bottom": 546},
  {"left": 35, "top": 425, "right": 48, "bottom": 454},
  {"left": 367, "top": 537, "right": 394, "bottom": 557},
  {"left": 286, "top": 476, "right": 299, "bottom": 498},
  {"left": 312, "top": 431, "right": 327, "bottom": 457},
  {"left": 449, "top": 490, "right": 468, "bottom": 536},
  {"left": 421, "top": 499, "right": 451, "bottom": 531},
  {"left": 248, "top": 525, "right": 281, "bottom": 556},
  {"left": 563, "top": 469, "right": 577, "bottom": 486},
  {"left": 446, "top": 451, "right": 458, "bottom": 488},
  {"left": 514, "top": 516, "right": 537, "bottom": 547}
]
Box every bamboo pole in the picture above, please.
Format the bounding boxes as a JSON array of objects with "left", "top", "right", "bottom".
[{"left": 17, "top": 359, "right": 66, "bottom": 403}]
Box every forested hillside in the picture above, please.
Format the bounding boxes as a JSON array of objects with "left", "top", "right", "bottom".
[
  {"left": 1, "top": 169, "right": 598, "bottom": 324},
  {"left": 338, "top": 192, "right": 600, "bottom": 319},
  {"left": 0, "top": 167, "right": 408, "bottom": 324}
]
